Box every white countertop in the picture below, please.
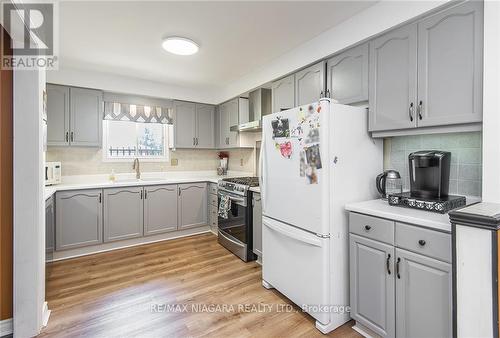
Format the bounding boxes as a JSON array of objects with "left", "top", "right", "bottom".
[
  {"left": 345, "top": 197, "right": 481, "bottom": 233},
  {"left": 45, "top": 171, "right": 252, "bottom": 200}
]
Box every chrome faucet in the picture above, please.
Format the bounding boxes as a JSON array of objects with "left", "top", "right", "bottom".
[{"left": 133, "top": 158, "right": 141, "bottom": 179}]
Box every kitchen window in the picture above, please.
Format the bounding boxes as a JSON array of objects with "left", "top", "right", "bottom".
[{"left": 102, "top": 102, "right": 173, "bottom": 162}]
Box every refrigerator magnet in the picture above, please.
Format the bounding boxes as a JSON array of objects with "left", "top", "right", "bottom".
[
  {"left": 305, "top": 144, "right": 322, "bottom": 169},
  {"left": 305, "top": 165, "right": 318, "bottom": 184},
  {"left": 271, "top": 117, "right": 290, "bottom": 138},
  {"left": 278, "top": 141, "right": 292, "bottom": 159},
  {"left": 299, "top": 150, "right": 306, "bottom": 177}
]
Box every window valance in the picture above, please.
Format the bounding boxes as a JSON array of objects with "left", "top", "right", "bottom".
[{"left": 103, "top": 101, "right": 173, "bottom": 124}]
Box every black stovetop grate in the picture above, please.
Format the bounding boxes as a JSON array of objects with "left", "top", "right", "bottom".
[{"left": 222, "top": 177, "right": 259, "bottom": 187}]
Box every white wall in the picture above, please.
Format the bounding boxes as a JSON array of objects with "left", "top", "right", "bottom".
[
  {"left": 47, "top": 67, "right": 221, "bottom": 104},
  {"left": 216, "top": 0, "right": 448, "bottom": 103},
  {"left": 13, "top": 67, "right": 46, "bottom": 337},
  {"left": 482, "top": 0, "right": 500, "bottom": 202}
]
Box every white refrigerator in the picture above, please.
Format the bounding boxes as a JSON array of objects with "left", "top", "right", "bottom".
[{"left": 260, "top": 98, "right": 382, "bottom": 334}]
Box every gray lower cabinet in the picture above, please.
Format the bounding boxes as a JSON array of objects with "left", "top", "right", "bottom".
[
  {"left": 326, "top": 43, "right": 369, "bottom": 105},
  {"left": 104, "top": 187, "right": 144, "bottom": 242},
  {"left": 55, "top": 189, "right": 103, "bottom": 250},
  {"left": 144, "top": 185, "right": 178, "bottom": 236},
  {"left": 295, "top": 61, "right": 325, "bottom": 106},
  {"left": 369, "top": 24, "right": 418, "bottom": 132},
  {"left": 178, "top": 183, "right": 207, "bottom": 230},
  {"left": 395, "top": 248, "right": 452, "bottom": 338},
  {"left": 46, "top": 84, "right": 103, "bottom": 147},
  {"left": 271, "top": 74, "right": 295, "bottom": 113},
  {"left": 350, "top": 234, "right": 395, "bottom": 338},
  {"left": 45, "top": 196, "right": 55, "bottom": 258},
  {"left": 252, "top": 193, "right": 262, "bottom": 257},
  {"left": 416, "top": 1, "right": 483, "bottom": 127}
]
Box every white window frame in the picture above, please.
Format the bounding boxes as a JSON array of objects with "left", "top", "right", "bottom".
[{"left": 102, "top": 120, "right": 170, "bottom": 162}]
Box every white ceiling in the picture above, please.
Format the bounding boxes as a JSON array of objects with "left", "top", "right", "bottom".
[{"left": 59, "top": 1, "right": 377, "bottom": 92}]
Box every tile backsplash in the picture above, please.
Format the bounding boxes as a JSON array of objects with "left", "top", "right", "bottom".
[
  {"left": 384, "top": 132, "right": 482, "bottom": 197},
  {"left": 46, "top": 147, "right": 255, "bottom": 176}
]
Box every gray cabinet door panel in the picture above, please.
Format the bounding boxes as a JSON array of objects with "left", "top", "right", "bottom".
[
  {"left": 45, "top": 196, "right": 55, "bottom": 254},
  {"left": 70, "top": 87, "right": 102, "bottom": 147},
  {"left": 295, "top": 61, "right": 325, "bottom": 106},
  {"left": 327, "top": 43, "right": 369, "bottom": 104},
  {"left": 47, "top": 84, "right": 70, "bottom": 146},
  {"left": 350, "top": 234, "right": 395, "bottom": 338},
  {"left": 252, "top": 193, "right": 262, "bottom": 256},
  {"left": 144, "top": 185, "right": 178, "bottom": 236},
  {"left": 395, "top": 248, "right": 452, "bottom": 338},
  {"left": 218, "top": 102, "right": 230, "bottom": 148},
  {"left": 174, "top": 101, "right": 197, "bottom": 148},
  {"left": 178, "top": 183, "right": 207, "bottom": 230},
  {"left": 227, "top": 99, "right": 239, "bottom": 147},
  {"left": 55, "top": 189, "right": 103, "bottom": 250},
  {"left": 196, "top": 104, "right": 215, "bottom": 148},
  {"left": 104, "top": 187, "right": 144, "bottom": 242},
  {"left": 369, "top": 24, "right": 418, "bottom": 132},
  {"left": 417, "top": 1, "right": 483, "bottom": 127},
  {"left": 272, "top": 74, "right": 295, "bottom": 113}
]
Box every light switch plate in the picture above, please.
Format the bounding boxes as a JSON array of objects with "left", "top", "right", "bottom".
[{"left": 171, "top": 158, "right": 178, "bottom": 166}]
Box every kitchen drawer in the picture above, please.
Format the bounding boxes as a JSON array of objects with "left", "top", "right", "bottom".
[
  {"left": 209, "top": 204, "right": 218, "bottom": 227},
  {"left": 209, "top": 193, "right": 218, "bottom": 206},
  {"left": 395, "top": 222, "right": 451, "bottom": 263},
  {"left": 209, "top": 183, "right": 218, "bottom": 195},
  {"left": 349, "top": 212, "right": 394, "bottom": 245}
]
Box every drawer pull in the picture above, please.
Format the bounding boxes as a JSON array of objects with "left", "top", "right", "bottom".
[
  {"left": 386, "top": 254, "right": 391, "bottom": 275},
  {"left": 396, "top": 257, "right": 401, "bottom": 279},
  {"left": 364, "top": 225, "right": 371, "bottom": 231},
  {"left": 418, "top": 239, "right": 426, "bottom": 246}
]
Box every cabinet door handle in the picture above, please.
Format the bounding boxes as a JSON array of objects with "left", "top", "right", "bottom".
[
  {"left": 417, "top": 100, "right": 423, "bottom": 120},
  {"left": 98, "top": 193, "right": 102, "bottom": 203},
  {"left": 364, "top": 225, "right": 371, "bottom": 231},
  {"left": 65, "top": 131, "right": 69, "bottom": 142},
  {"left": 140, "top": 190, "right": 143, "bottom": 199},
  {"left": 70, "top": 131, "right": 74, "bottom": 142},
  {"left": 144, "top": 190, "right": 148, "bottom": 199},
  {"left": 196, "top": 137, "right": 198, "bottom": 145},
  {"left": 396, "top": 257, "right": 401, "bottom": 279},
  {"left": 386, "top": 254, "right": 391, "bottom": 275},
  {"left": 178, "top": 187, "right": 181, "bottom": 196},
  {"left": 408, "top": 102, "right": 414, "bottom": 122},
  {"left": 418, "top": 239, "right": 426, "bottom": 246}
]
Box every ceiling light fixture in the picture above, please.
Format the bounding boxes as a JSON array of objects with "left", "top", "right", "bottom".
[{"left": 162, "top": 37, "right": 199, "bottom": 56}]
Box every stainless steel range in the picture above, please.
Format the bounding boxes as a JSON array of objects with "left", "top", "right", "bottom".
[{"left": 217, "top": 177, "right": 259, "bottom": 262}]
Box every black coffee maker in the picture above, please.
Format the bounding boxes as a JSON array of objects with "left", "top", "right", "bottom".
[{"left": 408, "top": 150, "right": 451, "bottom": 199}]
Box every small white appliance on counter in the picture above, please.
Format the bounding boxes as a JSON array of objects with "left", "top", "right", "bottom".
[
  {"left": 260, "top": 98, "right": 382, "bottom": 334},
  {"left": 45, "top": 161, "right": 61, "bottom": 186}
]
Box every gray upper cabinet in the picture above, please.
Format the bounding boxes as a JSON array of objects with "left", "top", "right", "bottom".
[
  {"left": 369, "top": 24, "right": 418, "bottom": 132},
  {"left": 47, "top": 84, "right": 70, "bottom": 146},
  {"left": 295, "top": 61, "right": 325, "bottom": 106},
  {"left": 47, "top": 84, "right": 103, "bottom": 147},
  {"left": 104, "top": 187, "right": 144, "bottom": 242},
  {"left": 173, "top": 101, "right": 197, "bottom": 148},
  {"left": 272, "top": 74, "right": 295, "bottom": 113},
  {"left": 144, "top": 185, "right": 178, "bottom": 236},
  {"left": 69, "top": 87, "right": 103, "bottom": 147},
  {"left": 196, "top": 104, "right": 215, "bottom": 148},
  {"left": 252, "top": 193, "right": 262, "bottom": 257},
  {"left": 55, "top": 189, "right": 103, "bottom": 250},
  {"left": 178, "top": 183, "right": 207, "bottom": 230},
  {"left": 218, "top": 98, "right": 240, "bottom": 149},
  {"left": 326, "top": 43, "right": 369, "bottom": 105},
  {"left": 350, "top": 234, "right": 395, "bottom": 338},
  {"left": 417, "top": 1, "right": 483, "bottom": 127},
  {"left": 395, "top": 248, "right": 452, "bottom": 338},
  {"left": 174, "top": 101, "right": 215, "bottom": 149}
]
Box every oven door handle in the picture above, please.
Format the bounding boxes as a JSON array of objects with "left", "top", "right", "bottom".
[{"left": 218, "top": 193, "right": 246, "bottom": 205}]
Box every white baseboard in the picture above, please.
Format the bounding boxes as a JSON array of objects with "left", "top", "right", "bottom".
[
  {"left": 0, "top": 318, "right": 12, "bottom": 337},
  {"left": 42, "top": 301, "right": 51, "bottom": 327},
  {"left": 352, "top": 322, "right": 382, "bottom": 338},
  {"left": 50, "top": 226, "right": 211, "bottom": 261}
]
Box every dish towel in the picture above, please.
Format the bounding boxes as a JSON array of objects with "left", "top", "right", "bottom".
[{"left": 218, "top": 195, "right": 231, "bottom": 219}]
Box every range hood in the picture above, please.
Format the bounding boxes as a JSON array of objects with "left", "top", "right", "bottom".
[{"left": 231, "top": 88, "right": 271, "bottom": 132}]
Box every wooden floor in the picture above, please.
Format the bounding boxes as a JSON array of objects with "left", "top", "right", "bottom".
[{"left": 40, "top": 233, "right": 360, "bottom": 338}]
